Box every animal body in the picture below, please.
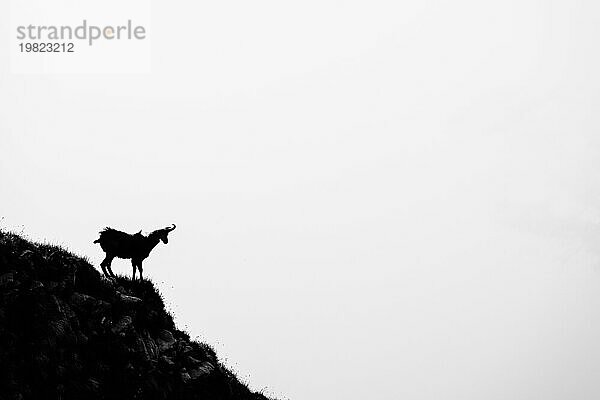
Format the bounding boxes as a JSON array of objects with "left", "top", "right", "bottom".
[{"left": 93, "top": 224, "right": 176, "bottom": 280}]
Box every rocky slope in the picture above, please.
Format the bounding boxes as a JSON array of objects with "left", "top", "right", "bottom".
[{"left": 0, "top": 230, "right": 271, "bottom": 400}]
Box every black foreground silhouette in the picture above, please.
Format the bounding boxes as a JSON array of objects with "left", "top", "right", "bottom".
[
  {"left": 0, "top": 230, "right": 272, "bottom": 400},
  {"left": 94, "top": 225, "right": 176, "bottom": 281}
]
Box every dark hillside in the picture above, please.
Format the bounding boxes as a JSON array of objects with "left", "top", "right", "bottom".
[{"left": 0, "top": 230, "right": 271, "bottom": 400}]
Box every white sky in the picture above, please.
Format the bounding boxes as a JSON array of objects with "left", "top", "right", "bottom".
[{"left": 2, "top": 1, "right": 600, "bottom": 399}]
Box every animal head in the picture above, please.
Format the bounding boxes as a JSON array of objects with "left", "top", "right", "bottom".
[{"left": 156, "top": 224, "right": 176, "bottom": 244}]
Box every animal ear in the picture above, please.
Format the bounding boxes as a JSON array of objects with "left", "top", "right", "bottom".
[{"left": 137, "top": 230, "right": 142, "bottom": 235}]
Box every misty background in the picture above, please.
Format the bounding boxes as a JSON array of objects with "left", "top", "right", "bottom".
[{"left": 2, "top": 0, "right": 600, "bottom": 399}]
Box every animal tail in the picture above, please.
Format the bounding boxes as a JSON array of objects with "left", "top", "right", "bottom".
[{"left": 93, "top": 238, "right": 100, "bottom": 244}]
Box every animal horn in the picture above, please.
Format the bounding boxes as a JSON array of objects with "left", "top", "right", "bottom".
[{"left": 166, "top": 224, "right": 176, "bottom": 232}]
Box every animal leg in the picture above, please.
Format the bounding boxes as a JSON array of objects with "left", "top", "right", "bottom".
[
  {"left": 138, "top": 262, "right": 144, "bottom": 281},
  {"left": 131, "top": 259, "right": 137, "bottom": 281},
  {"left": 104, "top": 256, "right": 116, "bottom": 278},
  {"left": 100, "top": 256, "right": 113, "bottom": 279}
]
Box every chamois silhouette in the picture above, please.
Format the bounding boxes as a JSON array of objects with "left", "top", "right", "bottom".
[{"left": 93, "top": 224, "right": 176, "bottom": 280}]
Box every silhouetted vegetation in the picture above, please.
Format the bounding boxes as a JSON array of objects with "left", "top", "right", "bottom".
[{"left": 0, "top": 230, "right": 271, "bottom": 400}]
